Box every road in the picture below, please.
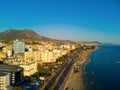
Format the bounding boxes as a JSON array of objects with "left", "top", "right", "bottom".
[{"left": 44, "top": 48, "right": 82, "bottom": 90}]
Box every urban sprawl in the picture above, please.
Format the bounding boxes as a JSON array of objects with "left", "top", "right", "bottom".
[{"left": 0, "top": 39, "right": 97, "bottom": 90}]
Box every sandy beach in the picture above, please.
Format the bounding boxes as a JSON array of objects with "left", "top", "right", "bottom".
[
  {"left": 66, "top": 49, "right": 95, "bottom": 90},
  {"left": 67, "top": 69, "right": 84, "bottom": 90}
]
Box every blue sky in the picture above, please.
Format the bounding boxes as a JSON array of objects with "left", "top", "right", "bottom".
[{"left": 0, "top": 0, "right": 120, "bottom": 43}]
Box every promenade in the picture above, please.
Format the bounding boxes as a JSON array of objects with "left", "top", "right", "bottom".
[
  {"left": 43, "top": 48, "right": 82, "bottom": 90},
  {"left": 43, "top": 47, "right": 96, "bottom": 90},
  {"left": 65, "top": 50, "right": 94, "bottom": 90}
]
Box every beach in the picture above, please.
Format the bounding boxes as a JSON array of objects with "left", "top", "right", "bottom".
[{"left": 65, "top": 49, "right": 95, "bottom": 90}]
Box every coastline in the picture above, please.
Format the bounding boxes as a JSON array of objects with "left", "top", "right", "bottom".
[
  {"left": 83, "top": 46, "right": 99, "bottom": 67},
  {"left": 66, "top": 47, "right": 98, "bottom": 90}
]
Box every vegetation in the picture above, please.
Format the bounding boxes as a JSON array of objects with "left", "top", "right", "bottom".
[
  {"left": 49, "top": 81, "right": 58, "bottom": 90},
  {"left": 29, "top": 64, "right": 58, "bottom": 81},
  {"left": 56, "top": 54, "right": 68, "bottom": 63},
  {"left": 13, "top": 86, "right": 27, "bottom": 90},
  {"left": 81, "top": 45, "right": 96, "bottom": 50}
]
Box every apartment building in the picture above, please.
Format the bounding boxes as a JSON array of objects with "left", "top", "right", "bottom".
[
  {"left": 20, "top": 62, "right": 37, "bottom": 76},
  {"left": 0, "top": 72, "right": 10, "bottom": 90},
  {"left": 13, "top": 39, "right": 25, "bottom": 53},
  {"left": 0, "top": 64, "right": 24, "bottom": 86}
]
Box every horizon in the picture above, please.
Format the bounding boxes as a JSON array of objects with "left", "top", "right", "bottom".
[
  {"left": 0, "top": 0, "right": 120, "bottom": 44},
  {"left": 0, "top": 29, "right": 118, "bottom": 45}
]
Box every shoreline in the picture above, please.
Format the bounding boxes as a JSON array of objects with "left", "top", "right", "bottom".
[
  {"left": 66, "top": 47, "right": 98, "bottom": 90},
  {"left": 83, "top": 46, "right": 99, "bottom": 69}
]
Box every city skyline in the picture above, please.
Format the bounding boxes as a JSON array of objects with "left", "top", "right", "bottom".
[{"left": 0, "top": 0, "right": 120, "bottom": 44}]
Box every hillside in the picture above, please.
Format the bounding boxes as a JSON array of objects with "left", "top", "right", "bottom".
[{"left": 0, "top": 29, "right": 51, "bottom": 41}]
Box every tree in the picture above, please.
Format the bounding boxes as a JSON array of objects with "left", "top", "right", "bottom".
[{"left": 13, "top": 86, "right": 26, "bottom": 90}]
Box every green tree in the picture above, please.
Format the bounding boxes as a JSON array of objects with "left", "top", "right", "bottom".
[{"left": 13, "top": 86, "right": 27, "bottom": 90}]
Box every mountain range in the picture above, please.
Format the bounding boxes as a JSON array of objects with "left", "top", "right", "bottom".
[
  {"left": 0, "top": 29, "right": 51, "bottom": 41},
  {"left": 0, "top": 29, "right": 101, "bottom": 44}
]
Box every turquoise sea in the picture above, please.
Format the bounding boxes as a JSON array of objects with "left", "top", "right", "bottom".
[{"left": 84, "top": 45, "right": 120, "bottom": 90}]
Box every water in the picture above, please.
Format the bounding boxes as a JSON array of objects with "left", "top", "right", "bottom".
[{"left": 83, "top": 45, "right": 120, "bottom": 90}]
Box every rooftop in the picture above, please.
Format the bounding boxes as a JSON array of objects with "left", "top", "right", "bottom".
[
  {"left": 0, "top": 72, "right": 8, "bottom": 76},
  {"left": 0, "top": 64, "right": 23, "bottom": 72}
]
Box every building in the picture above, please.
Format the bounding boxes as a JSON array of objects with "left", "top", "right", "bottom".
[
  {"left": 0, "top": 72, "right": 10, "bottom": 90},
  {"left": 6, "top": 49, "right": 12, "bottom": 57},
  {"left": 24, "top": 51, "right": 41, "bottom": 62},
  {"left": 24, "top": 50, "right": 54, "bottom": 63},
  {"left": 0, "top": 52, "right": 6, "bottom": 59},
  {"left": 2, "top": 47, "right": 7, "bottom": 53},
  {"left": 0, "top": 64, "right": 24, "bottom": 86},
  {"left": 20, "top": 62, "right": 37, "bottom": 76},
  {"left": 13, "top": 39, "right": 25, "bottom": 53},
  {"left": 40, "top": 50, "right": 54, "bottom": 64}
]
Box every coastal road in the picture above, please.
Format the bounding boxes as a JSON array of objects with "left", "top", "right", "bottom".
[{"left": 44, "top": 48, "right": 82, "bottom": 90}]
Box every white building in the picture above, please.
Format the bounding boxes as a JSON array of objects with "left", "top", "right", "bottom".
[
  {"left": 20, "top": 62, "right": 37, "bottom": 76},
  {"left": 0, "top": 72, "right": 10, "bottom": 90},
  {"left": 7, "top": 50, "right": 12, "bottom": 57},
  {"left": 13, "top": 39, "right": 25, "bottom": 53}
]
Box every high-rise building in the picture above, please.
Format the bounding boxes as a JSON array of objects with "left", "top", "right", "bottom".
[
  {"left": 0, "top": 72, "right": 10, "bottom": 90},
  {"left": 13, "top": 39, "right": 25, "bottom": 53},
  {"left": 0, "top": 64, "right": 24, "bottom": 86}
]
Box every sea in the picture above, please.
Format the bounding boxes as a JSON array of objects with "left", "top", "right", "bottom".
[{"left": 83, "top": 45, "right": 120, "bottom": 90}]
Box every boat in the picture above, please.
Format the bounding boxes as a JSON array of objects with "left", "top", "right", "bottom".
[
  {"left": 92, "top": 71, "right": 94, "bottom": 74},
  {"left": 90, "top": 81, "right": 93, "bottom": 85},
  {"left": 116, "top": 61, "right": 120, "bottom": 64}
]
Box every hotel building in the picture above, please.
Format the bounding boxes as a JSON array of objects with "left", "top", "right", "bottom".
[
  {"left": 0, "top": 72, "right": 10, "bottom": 90},
  {"left": 13, "top": 39, "right": 25, "bottom": 53},
  {"left": 20, "top": 62, "right": 37, "bottom": 76},
  {"left": 0, "top": 64, "right": 24, "bottom": 86}
]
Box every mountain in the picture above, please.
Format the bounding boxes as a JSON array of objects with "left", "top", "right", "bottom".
[
  {"left": 0, "top": 29, "right": 101, "bottom": 44},
  {"left": 76, "top": 41, "right": 101, "bottom": 45},
  {"left": 0, "top": 29, "right": 51, "bottom": 41}
]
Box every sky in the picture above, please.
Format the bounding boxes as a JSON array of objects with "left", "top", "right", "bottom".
[{"left": 0, "top": 0, "right": 120, "bottom": 44}]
